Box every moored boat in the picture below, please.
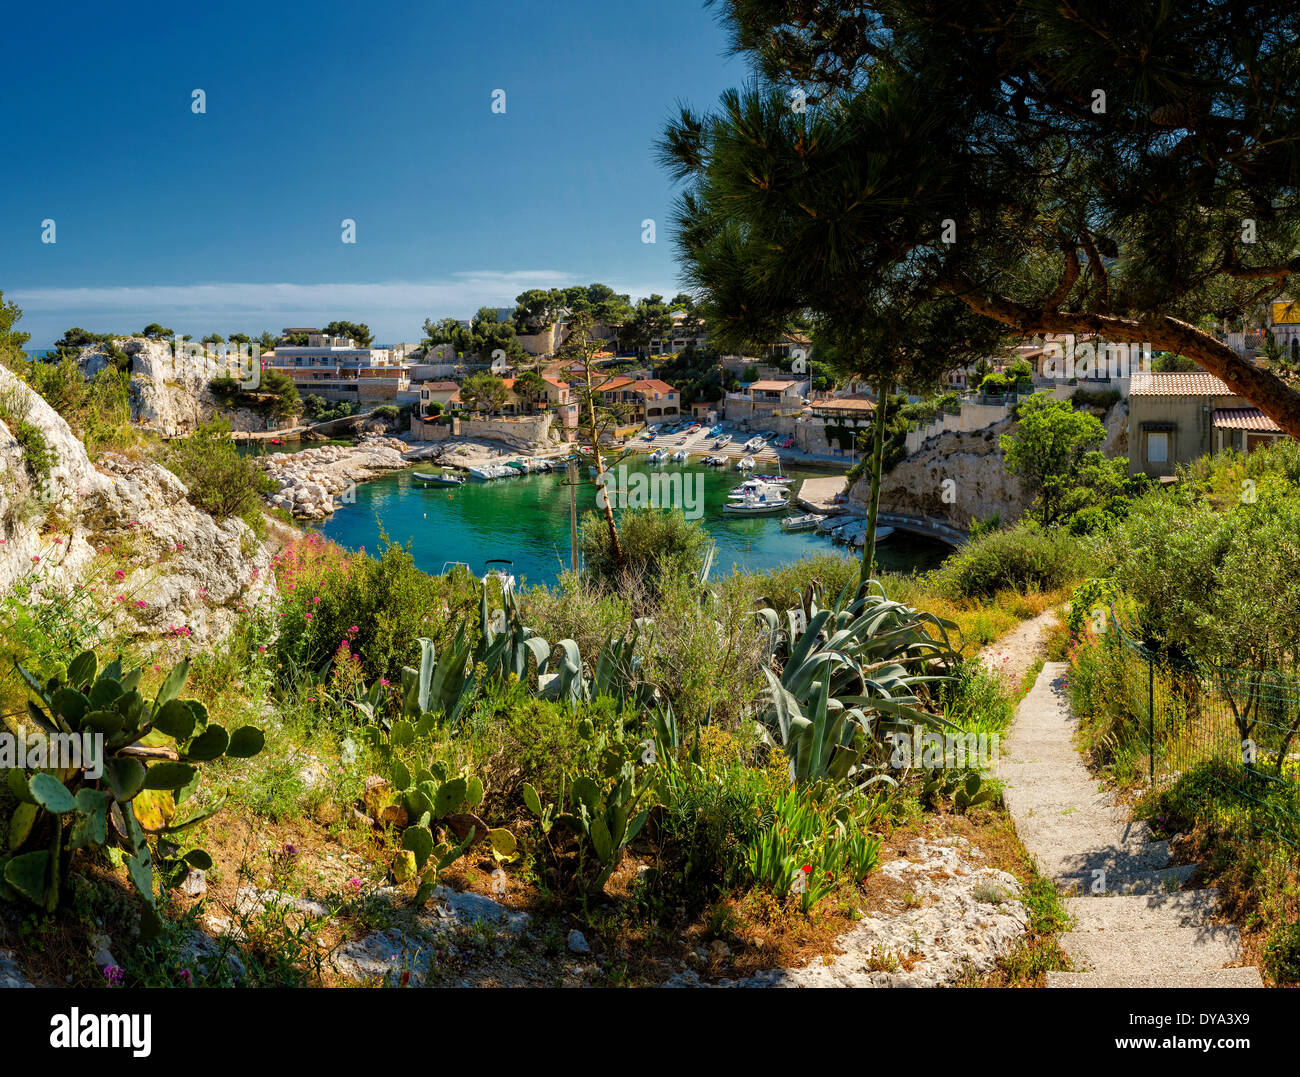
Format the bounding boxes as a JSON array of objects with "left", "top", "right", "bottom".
[
  {"left": 735, "top": 456, "right": 755, "bottom": 471},
  {"left": 781, "top": 513, "right": 826, "bottom": 531},
  {"left": 413, "top": 469, "right": 464, "bottom": 486},
  {"left": 723, "top": 492, "right": 790, "bottom": 514}
]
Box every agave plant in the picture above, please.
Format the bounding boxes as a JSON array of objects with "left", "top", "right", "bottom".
[
  {"left": 755, "top": 580, "right": 963, "bottom": 785},
  {"left": 1, "top": 651, "right": 263, "bottom": 934},
  {"left": 380, "top": 582, "right": 654, "bottom": 728}
]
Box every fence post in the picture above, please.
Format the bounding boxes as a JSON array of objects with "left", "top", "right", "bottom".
[{"left": 1148, "top": 655, "right": 1155, "bottom": 784}]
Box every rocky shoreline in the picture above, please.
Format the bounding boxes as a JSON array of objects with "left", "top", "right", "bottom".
[{"left": 260, "top": 434, "right": 555, "bottom": 519}]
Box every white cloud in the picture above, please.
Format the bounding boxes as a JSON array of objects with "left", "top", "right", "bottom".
[{"left": 11, "top": 272, "right": 677, "bottom": 347}]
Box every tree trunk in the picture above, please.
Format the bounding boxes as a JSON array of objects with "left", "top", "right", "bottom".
[
  {"left": 857, "top": 378, "right": 892, "bottom": 599},
  {"left": 948, "top": 282, "right": 1300, "bottom": 438},
  {"left": 584, "top": 367, "right": 625, "bottom": 570}
]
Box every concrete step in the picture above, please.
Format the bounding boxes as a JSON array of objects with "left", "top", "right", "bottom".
[
  {"left": 1058, "top": 862, "right": 1198, "bottom": 896},
  {"left": 1062, "top": 923, "right": 1243, "bottom": 973},
  {"left": 1046, "top": 966, "right": 1264, "bottom": 988},
  {"left": 1065, "top": 890, "right": 1220, "bottom": 933}
]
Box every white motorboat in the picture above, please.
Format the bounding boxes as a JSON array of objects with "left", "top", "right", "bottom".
[
  {"left": 672, "top": 449, "right": 689, "bottom": 463},
  {"left": 704, "top": 454, "right": 728, "bottom": 466},
  {"left": 414, "top": 469, "right": 463, "bottom": 486},
  {"left": 467, "top": 464, "right": 514, "bottom": 480},
  {"left": 781, "top": 513, "right": 826, "bottom": 531},
  {"left": 816, "top": 515, "right": 844, "bottom": 532},
  {"left": 728, "top": 478, "right": 785, "bottom": 500},
  {"left": 723, "top": 492, "right": 789, "bottom": 514},
  {"left": 714, "top": 434, "right": 732, "bottom": 448},
  {"left": 735, "top": 456, "right": 755, "bottom": 471},
  {"left": 649, "top": 448, "right": 668, "bottom": 463}
]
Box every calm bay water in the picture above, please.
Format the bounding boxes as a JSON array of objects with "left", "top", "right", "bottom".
[{"left": 303, "top": 457, "right": 950, "bottom": 588}]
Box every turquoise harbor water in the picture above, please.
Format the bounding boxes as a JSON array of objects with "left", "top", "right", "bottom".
[{"left": 301, "top": 457, "right": 951, "bottom": 588}]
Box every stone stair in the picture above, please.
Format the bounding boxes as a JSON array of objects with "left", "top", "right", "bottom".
[{"left": 999, "top": 663, "right": 1263, "bottom": 988}]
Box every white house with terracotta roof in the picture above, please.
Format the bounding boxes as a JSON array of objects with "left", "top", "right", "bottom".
[
  {"left": 1128, "top": 371, "right": 1287, "bottom": 478},
  {"left": 592, "top": 376, "right": 680, "bottom": 422}
]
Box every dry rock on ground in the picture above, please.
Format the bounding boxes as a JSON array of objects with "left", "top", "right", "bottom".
[
  {"left": 688, "top": 836, "right": 1029, "bottom": 988},
  {"left": 0, "top": 949, "right": 34, "bottom": 988}
]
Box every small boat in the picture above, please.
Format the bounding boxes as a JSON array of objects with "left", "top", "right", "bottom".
[
  {"left": 723, "top": 493, "right": 790, "bottom": 515},
  {"left": 849, "top": 526, "right": 895, "bottom": 548},
  {"left": 781, "top": 513, "right": 826, "bottom": 531},
  {"left": 506, "top": 459, "right": 529, "bottom": 473},
  {"left": 414, "top": 470, "right": 463, "bottom": 486},
  {"left": 704, "top": 454, "right": 727, "bottom": 467},
  {"left": 754, "top": 474, "right": 793, "bottom": 485},
  {"left": 729, "top": 478, "right": 784, "bottom": 500},
  {"left": 714, "top": 434, "right": 732, "bottom": 448},
  {"left": 649, "top": 448, "right": 668, "bottom": 463},
  {"left": 672, "top": 449, "right": 689, "bottom": 463},
  {"left": 736, "top": 456, "right": 755, "bottom": 471},
  {"left": 483, "top": 559, "right": 517, "bottom": 595},
  {"left": 817, "top": 515, "right": 850, "bottom": 533}
]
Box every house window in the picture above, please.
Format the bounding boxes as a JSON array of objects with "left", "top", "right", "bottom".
[{"left": 1147, "top": 432, "right": 1168, "bottom": 463}]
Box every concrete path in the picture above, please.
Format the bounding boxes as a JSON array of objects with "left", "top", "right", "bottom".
[
  {"left": 999, "top": 662, "right": 1262, "bottom": 988},
  {"left": 977, "top": 608, "right": 1058, "bottom": 685}
]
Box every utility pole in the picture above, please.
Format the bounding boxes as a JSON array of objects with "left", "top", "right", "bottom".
[{"left": 568, "top": 457, "right": 580, "bottom": 573}]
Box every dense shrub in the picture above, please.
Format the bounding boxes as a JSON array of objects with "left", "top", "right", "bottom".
[
  {"left": 726, "top": 551, "right": 858, "bottom": 612},
  {"left": 580, "top": 507, "right": 711, "bottom": 596},
  {"left": 465, "top": 685, "right": 638, "bottom": 805},
  {"left": 163, "top": 418, "right": 275, "bottom": 536},
  {"left": 939, "top": 526, "right": 1092, "bottom": 599},
  {"left": 272, "top": 533, "right": 480, "bottom": 684},
  {"left": 651, "top": 754, "right": 772, "bottom": 908},
  {"left": 1109, "top": 466, "right": 1300, "bottom": 670}
]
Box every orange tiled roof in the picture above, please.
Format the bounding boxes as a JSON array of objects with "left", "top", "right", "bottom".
[
  {"left": 1130, "top": 372, "right": 1231, "bottom": 396},
  {"left": 1213, "top": 407, "right": 1282, "bottom": 432},
  {"left": 814, "top": 395, "right": 876, "bottom": 412}
]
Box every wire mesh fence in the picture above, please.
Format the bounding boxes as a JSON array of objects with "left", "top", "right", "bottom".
[{"left": 1110, "top": 613, "right": 1300, "bottom": 848}]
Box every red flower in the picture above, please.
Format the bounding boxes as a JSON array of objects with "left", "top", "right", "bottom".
[{"left": 801, "top": 864, "right": 812, "bottom": 874}]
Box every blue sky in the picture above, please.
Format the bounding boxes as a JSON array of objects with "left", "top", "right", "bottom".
[{"left": 1, "top": 0, "right": 747, "bottom": 347}]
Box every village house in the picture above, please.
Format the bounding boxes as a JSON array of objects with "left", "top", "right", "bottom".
[
  {"left": 1128, "top": 371, "right": 1287, "bottom": 478},
  {"left": 592, "top": 376, "right": 680, "bottom": 422},
  {"left": 416, "top": 381, "right": 460, "bottom": 415},
  {"left": 723, "top": 377, "right": 809, "bottom": 422}
]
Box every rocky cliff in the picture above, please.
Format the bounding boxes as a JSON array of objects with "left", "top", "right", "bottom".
[
  {"left": 855, "top": 399, "right": 1131, "bottom": 529},
  {"left": 78, "top": 338, "right": 277, "bottom": 436},
  {"left": 853, "top": 417, "right": 1032, "bottom": 528},
  {"left": 0, "top": 364, "right": 273, "bottom": 642}
]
